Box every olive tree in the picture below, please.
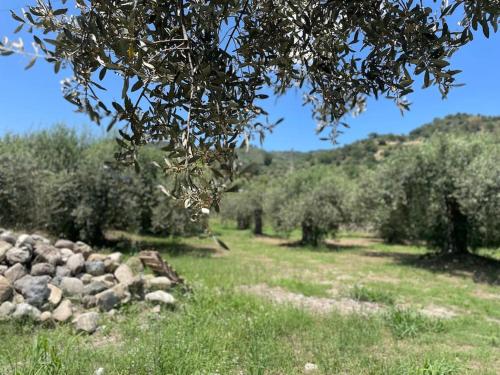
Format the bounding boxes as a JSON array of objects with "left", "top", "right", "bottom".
[
  {"left": 220, "top": 177, "right": 266, "bottom": 233},
  {"left": 266, "top": 168, "right": 350, "bottom": 246},
  {"left": 368, "top": 135, "right": 500, "bottom": 254},
  {"left": 2, "top": 0, "right": 499, "bottom": 212}
]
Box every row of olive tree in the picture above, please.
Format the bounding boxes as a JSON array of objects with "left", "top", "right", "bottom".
[
  {"left": 362, "top": 134, "right": 500, "bottom": 254},
  {"left": 221, "top": 167, "right": 358, "bottom": 246},
  {"left": 220, "top": 134, "right": 499, "bottom": 254},
  {"left": 0, "top": 125, "right": 203, "bottom": 244}
]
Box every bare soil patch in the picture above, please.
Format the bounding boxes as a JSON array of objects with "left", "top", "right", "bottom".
[
  {"left": 239, "top": 284, "right": 382, "bottom": 315},
  {"left": 419, "top": 304, "right": 459, "bottom": 319}
]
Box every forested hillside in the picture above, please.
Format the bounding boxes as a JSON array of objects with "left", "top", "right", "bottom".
[{"left": 239, "top": 114, "right": 500, "bottom": 173}]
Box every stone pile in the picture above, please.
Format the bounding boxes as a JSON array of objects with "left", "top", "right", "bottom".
[{"left": 0, "top": 229, "right": 176, "bottom": 333}]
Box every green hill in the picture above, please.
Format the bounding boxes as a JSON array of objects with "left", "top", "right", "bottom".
[{"left": 239, "top": 113, "right": 500, "bottom": 174}]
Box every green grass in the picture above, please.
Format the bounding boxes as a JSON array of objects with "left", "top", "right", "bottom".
[
  {"left": 385, "top": 308, "right": 446, "bottom": 339},
  {"left": 1, "top": 224, "right": 499, "bottom": 374},
  {"left": 350, "top": 284, "right": 396, "bottom": 305}
]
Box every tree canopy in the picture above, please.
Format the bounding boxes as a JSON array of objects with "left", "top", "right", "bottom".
[{"left": 2, "top": 0, "right": 499, "bottom": 212}]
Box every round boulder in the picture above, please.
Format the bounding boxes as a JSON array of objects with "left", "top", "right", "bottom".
[
  {"left": 145, "top": 291, "right": 175, "bottom": 306},
  {"left": 74, "top": 312, "right": 99, "bottom": 333},
  {"left": 60, "top": 277, "right": 84, "bottom": 298},
  {"left": 145, "top": 277, "right": 172, "bottom": 292},
  {"left": 15, "top": 234, "right": 35, "bottom": 250},
  {"left": 34, "top": 244, "right": 62, "bottom": 265},
  {"left": 12, "top": 303, "right": 41, "bottom": 321},
  {"left": 67, "top": 253, "right": 85, "bottom": 275},
  {"left": 13, "top": 275, "right": 51, "bottom": 308},
  {"left": 31, "top": 263, "right": 55, "bottom": 277},
  {"left": 85, "top": 261, "right": 106, "bottom": 277},
  {"left": 0, "top": 301, "right": 16, "bottom": 319},
  {"left": 54, "top": 239, "right": 75, "bottom": 251},
  {"left": 6, "top": 247, "right": 31, "bottom": 265},
  {"left": 114, "top": 264, "right": 134, "bottom": 285}
]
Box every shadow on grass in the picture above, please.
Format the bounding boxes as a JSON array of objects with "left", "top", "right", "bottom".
[
  {"left": 105, "top": 233, "right": 218, "bottom": 258},
  {"left": 363, "top": 250, "right": 500, "bottom": 285},
  {"left": 278, "top": 240, "right": 363, "bottom": 253}
]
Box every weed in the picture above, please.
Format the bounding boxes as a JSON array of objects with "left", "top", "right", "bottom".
[
  {"left": 385, "top": 308, "right": 446, "bottom": 339},
  {"left": 350, "top": 284, "right": 395, "bottom": 305}
]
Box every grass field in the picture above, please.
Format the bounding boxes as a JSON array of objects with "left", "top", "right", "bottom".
[{"left": 0, "top": 223, "right": 499, "bottom": 374}]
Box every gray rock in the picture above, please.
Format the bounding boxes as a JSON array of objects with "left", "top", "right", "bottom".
[
  {"left": 67, "top": 253, "right": 85, "bottom": 275},
  {"left": 95, "top": 289, "right": 121, "bottom": 311},
  {"left": 55, "top": 266, "right": 71, "bottom": 278},
  {"left": 82, "top": 295, "right": 97, "bottom": 308},
  {"left": 4, "top": 263, "right": 27, "bottom": 284},
  {"left": 52, "top": 299, "right": 73, "bottom": 322},
  {"left": 40, "top": 311, "right": 52, "bottom": 322},
  {"left": 12, "top": 303, "right": 41, "bottom": 321},
  {"left": 31, "top": 234, "right": 50, "bottom": 244},
  {"left": 0, "top": 265, "right": 7, "bottom": 275},
  {"left": 13, "top": 275, "right": 51, "bottom": 308},
  {"left": 47, "top": 284, "right": 62, "bottom": 306},
  {"left": 74, "top": 312, "right": 99, "bottom": 333},
  {"left": 15, "top": 234, "right": 35, "bottom": 250},
  {"left": 79, "top": 273, "right": 93, "bottom": 284},
  {"left": 34, "top": 244, "right": 62, "bottom": 265},
  {"left": 74, "top": 241, "right": 93, "bottom": 259},
  {"left": 0, "top": 240, "right": 13, "bottom": 262},
  {"left": 59, "top": 248, "right": 74, "bottom": 263},
  {"left": 146, "top": 276, "right": 172, "bottom": 292},
  {"left": 0, "top": 232, "right": 16, "bottom": 246},
  {"left": 31, "top": 263, "right": 55, "bottom": 277},
  {"left": 6, "top": 247, "right": 31, "bottom": 265},
  {"left": 125, "top": 256, "right": 144, "bottom": 274},
  {"left": 0, "top": 301, "right": 16, "bottom": 319},
  {"left": 104, "top": 252, "right": 122, "bottom": 272},
  {"left": 54, "top": 239, "right": 75, "bottom": 251},
  {"left": 85, "top": 261, "right": 106, "bottom": 276},
  {"left": 91, "top": 274, "right": 115, "bottom": 289},
  {"left": 127, "top": 276, "right": 145, "bottom": 299},
  {"left": 60, "top": 277, "right": 84, "bottom": 297},
  {"left": 114, "top": 264, "right": 134, "bottom": 285},
  {"left": 111, "top": 283, "right": 131, "bottom": 303},
  {"left": 0, "top": 276, "right": 13, "bottom": 303},
  {"left": 87, "top": 254, "right": 107, "bottom": 262},
  {"left": 145, "top": 291, "right": 175, "bottom": 305},
  {"left": 50, "top": 276, "right": 62, "bottom": 287},
  {"left": 84, "top": 281, "right": 109, "bottom": 296}
]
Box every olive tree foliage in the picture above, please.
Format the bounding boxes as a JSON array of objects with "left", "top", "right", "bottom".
[
  {"left": 0, "top": 126, "right": 203, "bottom": 244},
  {"left": 220, "top": 177, "right": 266, "bottom": 233},
  {"left": 363, "top": 135, "right": 500, "bottom": 253},
  {"left": 2, "top": 0, "right": 499, "bottom": 213},
  {"left": 266, "top": 168, "right": 352, "bottom": 246}
]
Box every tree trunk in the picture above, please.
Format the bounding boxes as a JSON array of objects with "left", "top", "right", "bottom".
[
  {"left": 253, "top": 208, "right": 263, "bottom": 235},
  {"left": 236, "top": 215, "right": 250, "bottom": 230},
  {"left": 445, "top": 195, "right": 468, "bottom": 254},
  {"left": 301, "top": 220, "right": 318, "bottom": 246}
]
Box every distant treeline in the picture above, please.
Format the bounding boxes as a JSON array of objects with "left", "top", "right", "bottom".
[
  {"left": 221, "top": 114, "right": 500, "bottom": 254},
  {"left": 0, "top": 125, "right": 203, "bottom": 245}
]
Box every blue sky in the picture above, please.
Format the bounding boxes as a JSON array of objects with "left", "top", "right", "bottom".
[{"left": 1, "top": 3, "right": 499, "bottom": 151}]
